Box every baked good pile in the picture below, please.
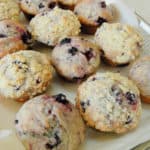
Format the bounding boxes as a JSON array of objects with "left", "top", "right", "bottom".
[{"left": 0, "top": 0, "right": 148, "bottom": 150}]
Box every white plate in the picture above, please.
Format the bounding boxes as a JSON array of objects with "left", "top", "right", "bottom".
[{"left": 0, "top": 1, "right": 150, "bottom": 150}]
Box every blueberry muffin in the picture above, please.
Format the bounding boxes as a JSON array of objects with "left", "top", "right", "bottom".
[
  {"left": 51, "top": 37, "right": 100, "bottom": 81},
  {"left": 95, "top": 23, "right": 143, "bottom": 66},
  {"left": 0, "top": 0, "right": 20, "bottom": 21},
  {"left": 74, "top": 0, "right": 113, "bottom": 34},
  {"left": 15, "top": 94, "right": 85, "bottom": 150},
  {"left": 29, "top": 7, "right": 81, "bottom": 46},
  {"left": 0, "top": 20, "right": 32, "bottom": 58},
  {"left": 58, "top": 0, "right": 79, "bottom": 10},
  {"left": 76, "top": 72, "right": 142, "bottom": 134},
  {"left": 0, "top": 50, "right": 53, "bottom": 102},
  {"left": 19, "top": 0, "right": 58, "bottom": 16},
  {"left": 129, "top": 56, "right": 150, "bottom": 103}
]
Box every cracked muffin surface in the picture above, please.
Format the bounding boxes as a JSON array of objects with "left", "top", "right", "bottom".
[
  {"left": 29, "top": 7, "right": 81, "bottom": 46},
  {"left": 15, "top": 94, "right": 85, "bottom": 150},
  {"left": 51, "top": 37, "right": 100, "bottom": 81},
  {"left": 0, "top": 50, "right": 53, "bottom": 101},
  {"left": 95, "top": 23, "right": 143, "bottom": 66},
  {"left": 76, "top": 72, "right": 142, "bottom": 134}
]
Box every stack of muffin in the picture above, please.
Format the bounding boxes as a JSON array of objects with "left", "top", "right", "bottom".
[{"left": 0, "top": 0, "right": 149, "bottom": 150}]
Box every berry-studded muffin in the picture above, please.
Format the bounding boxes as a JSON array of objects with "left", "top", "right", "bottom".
[
  {"left": 51, "top": 37, "right": 100, "bottom": 81},
  {"left": 129, "top": 56, "right": 150, "bottom": 103},
  {"left": 0, "top": 0, "right": 20, "bottom": 21},
  {"left": 76, "top": 72, "right": 142, "bottom": 134},
  {"left": 19, "top": 0, "right": 58, "bottom": 16},
  {"left": 0, "top": 51, "right": 53, "bottom": 102},
  {"left": 58, "top": 0, "right": 79, "bottom": 10},
  {"left": 74, "top": 0, "right": 113, "bottom": 34},
  {"left": 0, "top": 20, "right": 32, "bottom": 58},
  {"left": 95, "top": 23, "right": 143, "bottom": 66},
  {"left": 15, "top": 94, "right": 85, "bottom": 150},
  {"left": 29, "top": 7, "right": 81, "bottom": 46}
]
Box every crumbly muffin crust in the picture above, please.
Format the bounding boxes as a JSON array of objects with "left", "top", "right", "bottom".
[
  {"left": 29, "top": 7, "right": 81, "bottom": 46},
  {"left": 95, "top": 23, "right": 143, "bottom": 66},
  {"left": 0, "top": 50, "right": 53, "bottom": 101},
  {"left": 76, "top": 72, "right": 142, "bottom": 133},
  {"left": 0, "top": 0, "right": 20, "bottom": 21}
]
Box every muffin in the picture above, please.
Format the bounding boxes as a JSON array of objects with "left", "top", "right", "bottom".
[
  {"left": 0, "top": 20, "right": 32, "bottom": 58},
  {"left": 19, "top": 0, "right": 58, "bottom": 16},
  {"left": 0, "top": 50, "right": 53, "bottom": 102},
  {"left": 0, "top": 0, "right": 20, "bottom": 21},
  {"left": 51, "top": 37, "right": 100, "bottom": 81},
  {"left": 74, "top": 0, "right": 113, "bottom": 34},
  {"left": 58, "top": 0, "right": 79, "bottom": 10},
  {"left": 129, "top": 56, "right": 150, "bottom": 103},
  {"left": 15, "top": 94, "right": 85, "bottom": 150},
  {"left": 95, "top": 23, "right": 143, "bottom": 66},
  {"left": 76, "top": 72, "right": 142, "bottom": 134},
  {"left": 29, "top": 7, "right": 81, "bottom": 46}
]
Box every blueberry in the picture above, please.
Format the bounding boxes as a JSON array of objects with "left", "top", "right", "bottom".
[
  {"left": 15, "top": 120, "right": 18, "bottom": 124},
  {"left": 72, "top": 75, "right": 86, "bottom": 82},
  {"left": 111, "top": 85, "right": 122, "bottom": 96},
  {"left": 96, "top": 17, "right": 107, "bottom": 25},
  {"left": 92, "top": 77, "right": 96, "bottom": 81},
  {"left": 125, "top": 116, "right": 132, "bottom": 124},
  {"left": 125, "top": 92, "right": 137, "bottom": 105},
  {"left": 116, "top": 96, "right": 123, "bottom": 105},
  {"left": 39, "top": 3, "right": 45, "bottom": 8},
  {"left": 101, "top": 50, "right": 105, "bottom": 56},
  {"left": 87, "top": 100, "right": 90, "bottom": 105},
  {"left": 0, "top": 34, "right": 6, "bottom": 38},
  {"left": 45, "top": 132, "right": 61, "bottom": 149},
  {"left": 68, "top": 47, "right": 78, "bottom": 56},
  {"left": 13, "top": 60, "right": 27, "bottom": 65},
  {"left": 48, "top": 110, "right": 51, "bottom": 114},
  {"left": 45, "top": 143, "right": 52, "bottom": 149},
  {"left": 13, "top": 60, "right": 28, "bottom": 72},
  {"left": 54, "top": 94, "right": 69, "bottom": 105},
  {"left": 84, "top": 49, "right": 94, "bottom": 61},
  {"left": 111, "top": 85, "right": 123, "bottom": 104},
  {"left": 18, "top": 66, "right": 22, "bottom": 69},
  {"left": 6, "top": 25, "right": 10, "bottom": 28},
  {"left": 15, "top": 86, "right": 20, "bottom": 91},
  {"left": 60, "top": 38, "right": 71, "bottom": 45},
  {"left": 80, "top": 100, "right": 90, "bottom": 113},
  {"left": 13, "top": 60, "right": 21, "bottom": 64},
  {"left": 36, "top": 78, "right": 41, "bottom": 84},
  {"left": 137, "top": 42, "right": 142, "bottom": 48},
  {"left": 54, "top": 132, "right": 61, "bottom": 146},
  {"left": 48, "top": 2, "right": 57, "bottom": 9},
  {"left": 100, "top": 1, "right": 106, "bottom": 8},
  {"left": 80, "top": 102, "right": 86, "bottom": 113},
  {"left": 21, "top": 31, "right": 32, "bottom": 44}
]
